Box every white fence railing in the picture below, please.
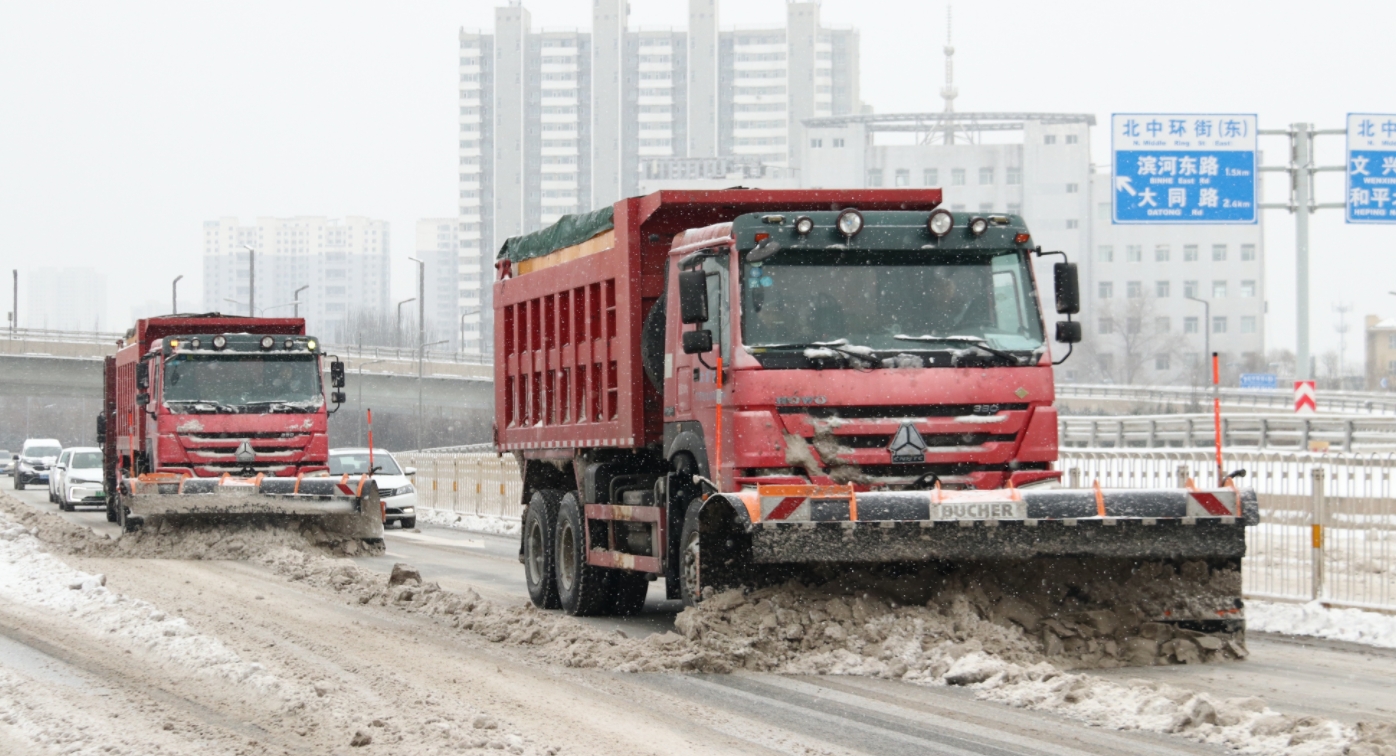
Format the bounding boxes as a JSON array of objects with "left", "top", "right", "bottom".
[
  {"left": 398, "top": 451, "right": 523, "bottom": 521},
  {"left": 1060, "top": 414, "right": 1396, "bottom": 452},
  {"left": 1058, "top": 383, "right": 1396, "bottom": 415},
  {"left": 1060, "top": 449, "right": 1396, "bottom": 612}
]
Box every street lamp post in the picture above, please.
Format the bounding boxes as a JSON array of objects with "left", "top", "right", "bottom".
[
  {"left": 356, "top": 358, "right": 386, "bottom": 445},
  {"left": 293, "top": 285, "right": 309, "bottom": 318},
  {"left": 1185, "top": 295, "right": 1211, "bottom": 366},
  {"left": 241, "top": 244, "right": 256, "bottom": 316},
  {"left": 172, "top": 275, "right": 183, "bottom": 314},
  {"left": 417, "top": 339, "right": 449, "bottom": 451},
  {"left": 10, "top": 269, "right": 16, "bottom": 337},
  {"left": 395, "top": 298, "right": 416, "bottom": 349}
]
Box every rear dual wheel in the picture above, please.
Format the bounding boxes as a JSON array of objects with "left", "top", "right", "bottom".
[
  {"left": 523, "top": 490, "right": 564, "bottom": 609},
  {"left": 552, "top": 493, "right": 651, "bottom": 617}
]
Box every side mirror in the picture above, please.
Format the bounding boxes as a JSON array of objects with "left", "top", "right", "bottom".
[
  {"left": 678, "top": 270, "right": 709, "bottom": 324},
  {"left": 56, "top": 464, "right": 66, "bottom": 471},
  {"left": 403, "top": 467, "right": 417, "bottom": 476},
  {"left": 330, "top": 359, "right": 346, "bottom": 388},
  {"left": 682, "top": 329, "right": 714, "bottom": 354},
  {"left": 331, "top": 390, "right": 346, "bottom": 404},
  {"left": 136, "top": 360, "right": 150, "bottom": 390},
  {"left": 136, "top": 393, "right": 150, "bottom": 407},
  {"left": 1055, "top": 321, "right": 1083, "bottom": 344},
  {"left": 1053, "top": 262, "right": 1080, "bottom": 315}
]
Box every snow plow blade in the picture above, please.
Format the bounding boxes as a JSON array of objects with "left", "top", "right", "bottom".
[
  {"left": 120, "top": 474, "right": 384, "bottom": 541},
  {"left": 733, "top": 485, "right": 1257, "bottom": 564}
]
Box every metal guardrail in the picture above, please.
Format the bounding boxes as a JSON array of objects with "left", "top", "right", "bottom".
[
  {"left": 398, "top": 451, "right": 523, "bottom": 521},
  {"left": 1058, "top": 383, "right": 1396, "bottom": 415},
  {"left": 1060, "top": 449, "right": 1396, "bottom": 612},
  {"left": 1060, "top": 413, "right": 1396, "bottom": 452},
  {"left": 2, "top": 327, "right": 124, "bottom": 346}
]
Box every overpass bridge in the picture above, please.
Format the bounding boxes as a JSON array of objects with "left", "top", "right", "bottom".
[{"left": 0, "top": 329, "right": 494, "bottom": 450}]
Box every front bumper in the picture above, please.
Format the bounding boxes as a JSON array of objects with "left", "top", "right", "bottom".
[
  {"left": 65, "top": 484, "right": 106, "bottom": 503},
  {"left": 384, "top": 492, "right": 418, "bottom": 522}
]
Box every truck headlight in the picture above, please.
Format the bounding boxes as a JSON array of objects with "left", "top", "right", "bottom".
[
  {"left": 968, "top": 216, "right": 990, "bottom": 237},
  {"left": 928, "top": 210, "right": 954, "bottom": 237},
  {"left": 836, "top": 209, "right": 864, "bottom": 238}
]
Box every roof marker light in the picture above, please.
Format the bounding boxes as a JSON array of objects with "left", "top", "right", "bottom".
[
  {"left": 793, "top": 216, "right": 814, "bottom": 235},
  {"left": 284, "top": 338, "right": 295, "bottom": 349},
  {"left": 306, "top": 339, "right": 317, "bottom": 351},
  {"left": 212, "top": 335, "right": 227, "bottom": 350},
  {"left": 260, "top": 336, "right": 275, "bottom": 350},
  {"left": 927, "top": 210, "right": 954, "bottom": 237},
  {"left": 968, "top": 216, "right": 990, "bottom": 237},
  {"left": 189, "top": 338, "right": 201, "bottom": 349},
  {"left": 1014, "top": 233, "right": 1031, "bottom": 244}
]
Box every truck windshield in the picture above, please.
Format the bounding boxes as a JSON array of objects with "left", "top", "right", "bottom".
[
  {"left": 162, "top": 354, "right": 322, "bottom": 408},
  {"left": 741, "top": 249, "right": 1045, "bottom": 354}
]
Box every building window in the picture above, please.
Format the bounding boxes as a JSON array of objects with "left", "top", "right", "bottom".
[
  {"left": 1241, "top": 244, "right": 1256, "bottom": 261},
  {"left": 867, "top": 169, "right": 883, "bottom": 187},
  {"left": 1007, "top": 203, "right": 1022, "bottom": 214},
  {"left": 1098, "top": 246, "right": 1114, "bottom": 263},
  {"left": 1212, "top": 244, "right": 1227, "bottom": 261},
  {"left": 1184, "top": 244, "right": 1199, "bottom": 262},
  {"left": 1156, "top": 280, "right": 1170, "bottom": 297},
  {"left": 923, "top": 168, "right": 938, "bottom": 185},
  {"left": 1212, "top": 280, "right": 1228, "bottom": 298},
  {"left": 979, "top": 167, "right": 995, "bottom": 184},
  {"left": 1126, "top": 245, "right": 1142, "bottom": 262},
  {"left": 894, "top": 168, "right": 910, "bottom": 187},
  {"left": 1155, "top": 316, "right": 1170, "bottom": 332},
  {"left": 810, "top": 138, "right": 822, "bottom": 148},
  {"left": 1066, "top": 183, "right": 1079, "bottom": 193},
  {"left": 1184, "top": 316, "right": 1199, "bottom": 334},
  {"left": 833, "top": 138, "right": 845, "bottom": 148},
  {"left": 951, "top": 168, "right": 966, "bottom": 185},
  {"left": 1098, "top": 317, "right": 1113, "bottom": 334},
  {"left": 1155, "top": 353, "right": 1170, "bottom": 370},
  {"left": 1006, "top": 167, "right": 1022, "bottom": 185},
  {"left": 1212, "top": 316, "right": 1228, "bottom": 334},
  {"left": 1240, "top": 280, "right": 1256, "bottom": 297},
  {"left": 1184, "top": 280, "right": 1198, "bottom": 298},
  {"left": 1389, "top": 334, "right": 1396, "bottom": 349},
  {"left": 980, "top": 203, "right": 994, "bottom": 212},
  {"left": 1066, "top": 134, "right": 1079, "bottom": 144},
  {"left": 1155, "top": 244, "right": 1170, "bottom": 262},
  {"left": 1126, "top": 281, "right": 1142, "bottom": 298},
  {"left": 1240, "top": 316, "right": 1257, "bottom": 334},
  {"left": 1098, "top": 281, "right": 1113, "bottom": 299},
  {"left": 1065, "top": 219, "right": 1079, "bottom": 229},
  {"left": 1044, "top": 134, "right": 1057, "bottom": 145}
]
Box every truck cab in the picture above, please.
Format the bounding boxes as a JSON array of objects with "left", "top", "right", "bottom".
[{"left": 663, "top": 209, "right": 1078, "bottom": 493}]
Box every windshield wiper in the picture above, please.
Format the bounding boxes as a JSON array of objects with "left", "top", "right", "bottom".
[
  {"left": 893, "top": 335, "right": 1026, "bottom": 366},
  {"left": 241, "top": 400, "right": 320, "bottom": 412},
  {"left": 752, "top": 339, "right": 883, "bottom": 367},
  {"left": 166, "top": 399, "right": 238, "bottom": 413}
]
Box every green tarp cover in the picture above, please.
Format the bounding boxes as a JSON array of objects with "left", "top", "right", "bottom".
[{"left": 496, "top": 206, "right": 615, "bottom": 263}]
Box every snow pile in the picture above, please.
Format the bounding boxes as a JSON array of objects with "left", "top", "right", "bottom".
[
  {"left": 0, "top": 492, "right": 380, "bottom": 559},
  {"left": 416, "top": 506, "right": 520, "bottom": 536},
  {"left": 1247, "top": 600, "right": 1396, "bottom": 649},
  {"left": 0, "top": 518, "right": 305, "bottom": 708}
]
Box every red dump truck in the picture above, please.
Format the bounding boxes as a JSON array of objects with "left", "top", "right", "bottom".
[
  {"left": 494, "top": 190, "right": 1256, "bottom": 628},
  {"left": 100, "top": 314, "right": 381, "bottom": 542}
]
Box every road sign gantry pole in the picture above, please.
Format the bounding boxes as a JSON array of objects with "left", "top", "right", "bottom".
[{"left": 1258, "top": 123, "right": 1346, "bottom": 381}]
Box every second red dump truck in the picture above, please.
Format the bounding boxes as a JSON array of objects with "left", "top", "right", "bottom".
[
  {"left": 101, "top": 314, "right": 381, "bottom": 543},
  {"left": 493, "top": 190, "right": 1256, "bottom": 639}
]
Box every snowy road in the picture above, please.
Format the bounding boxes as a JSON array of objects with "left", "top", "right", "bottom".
[{"left": 3, "top": 487, "right": 1394, "bottom": 755}]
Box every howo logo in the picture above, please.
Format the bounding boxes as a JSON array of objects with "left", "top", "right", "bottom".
[{"left": 888, "top": 422, "right": 928, "bottom": 464}]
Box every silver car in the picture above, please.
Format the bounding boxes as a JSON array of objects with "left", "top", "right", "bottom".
[{"left": 13, "top": 438, "right": 62, "bottom": 491}]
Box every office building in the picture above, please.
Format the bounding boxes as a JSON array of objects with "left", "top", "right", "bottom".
[
  {"left": 26, "top": 268, "right": 107, "bottom": 332},
  {"left": 457, "top": 0, "right": 861, "bottom": 354},
  {"left": 415, "top": 218, "right": 461, "bottom": 350},
  {"left": 202, "top": 216, "right": 390, "bottom": 341}
]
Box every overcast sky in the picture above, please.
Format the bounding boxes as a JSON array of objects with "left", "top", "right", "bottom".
[{"left": 2, "top": 0, "right": 1393, "bottom": 362}]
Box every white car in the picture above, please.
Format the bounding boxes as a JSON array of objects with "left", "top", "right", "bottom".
[
  {"left": 13, "top": 438, "right": 62, "bottom": 491},
  {"left": 50, "top": 446, "right": 104, "bottom": 512},
  {"left": 328, "top": 448, "right": 418, "bottom": 529}
]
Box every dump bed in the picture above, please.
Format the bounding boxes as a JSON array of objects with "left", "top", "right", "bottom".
[{"left": 492, "top": 189, "right": 944, "bottom": 453}]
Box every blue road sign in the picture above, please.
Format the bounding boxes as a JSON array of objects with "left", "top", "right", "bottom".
[
  {"left": 1346, "top": 113, "right": 1396, "bottom": 224},
  {"left": 1239, "top": 373, "right": 1277, "bottom": 390},
  {"left": 1112, "top": 114, "right": 1257, "bottom": 224}
]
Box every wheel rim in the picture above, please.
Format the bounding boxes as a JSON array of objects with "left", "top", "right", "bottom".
[
  {"left": 525, "top": 517, "right": 545, "bottom": 585},
  {"left": 558, "top": 522, "right": 577, "bottom": 592},
  {"left": 682, "top": 534, "right": 701, "bottom": 601}
]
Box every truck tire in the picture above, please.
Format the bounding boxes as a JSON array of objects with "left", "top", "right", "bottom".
[
  {"left": 608, "top": 571, "right": 650, "bottom": 616},
  {"left": 118, "top": 502, "right": 142, "bottom": 533},
  {"left": 105, "top": 503, "right": 118, "bottom": 523},
  {"left": 399, "top": 517, "right": 416, "bottom": 530},
  {"left": 679, "top": 497, "right": 748, "bottom": 606},
  {"left": 523, "top": 489, "right": 564, "bottom": 609},
  {"left": 554, "top": 493, "right": 611, "bottom": 616}
]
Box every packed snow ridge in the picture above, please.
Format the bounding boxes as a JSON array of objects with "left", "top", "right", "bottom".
[{"left": 1248, "top": 600, "right": 1396, "bottom": 650}]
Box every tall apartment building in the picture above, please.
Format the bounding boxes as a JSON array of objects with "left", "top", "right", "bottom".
[
  {"left": 456, "top": 0, "right": 860, "bottom": 354},
  {"left": 1365, "top": 315, "right": 1396, "bottom": 391},
  {"left": 415, "top": 219, "right": 461, "bottom": 349},
  {"left": 25, "top": 268, "right": 107, "bottom": 331},
  {"left": 202, "top": 216, "right": 390, "bottom": 342}
]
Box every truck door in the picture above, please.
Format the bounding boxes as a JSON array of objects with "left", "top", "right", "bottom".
[{"left": 674, "top": 250, "right": 731, "bottom": 483}]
